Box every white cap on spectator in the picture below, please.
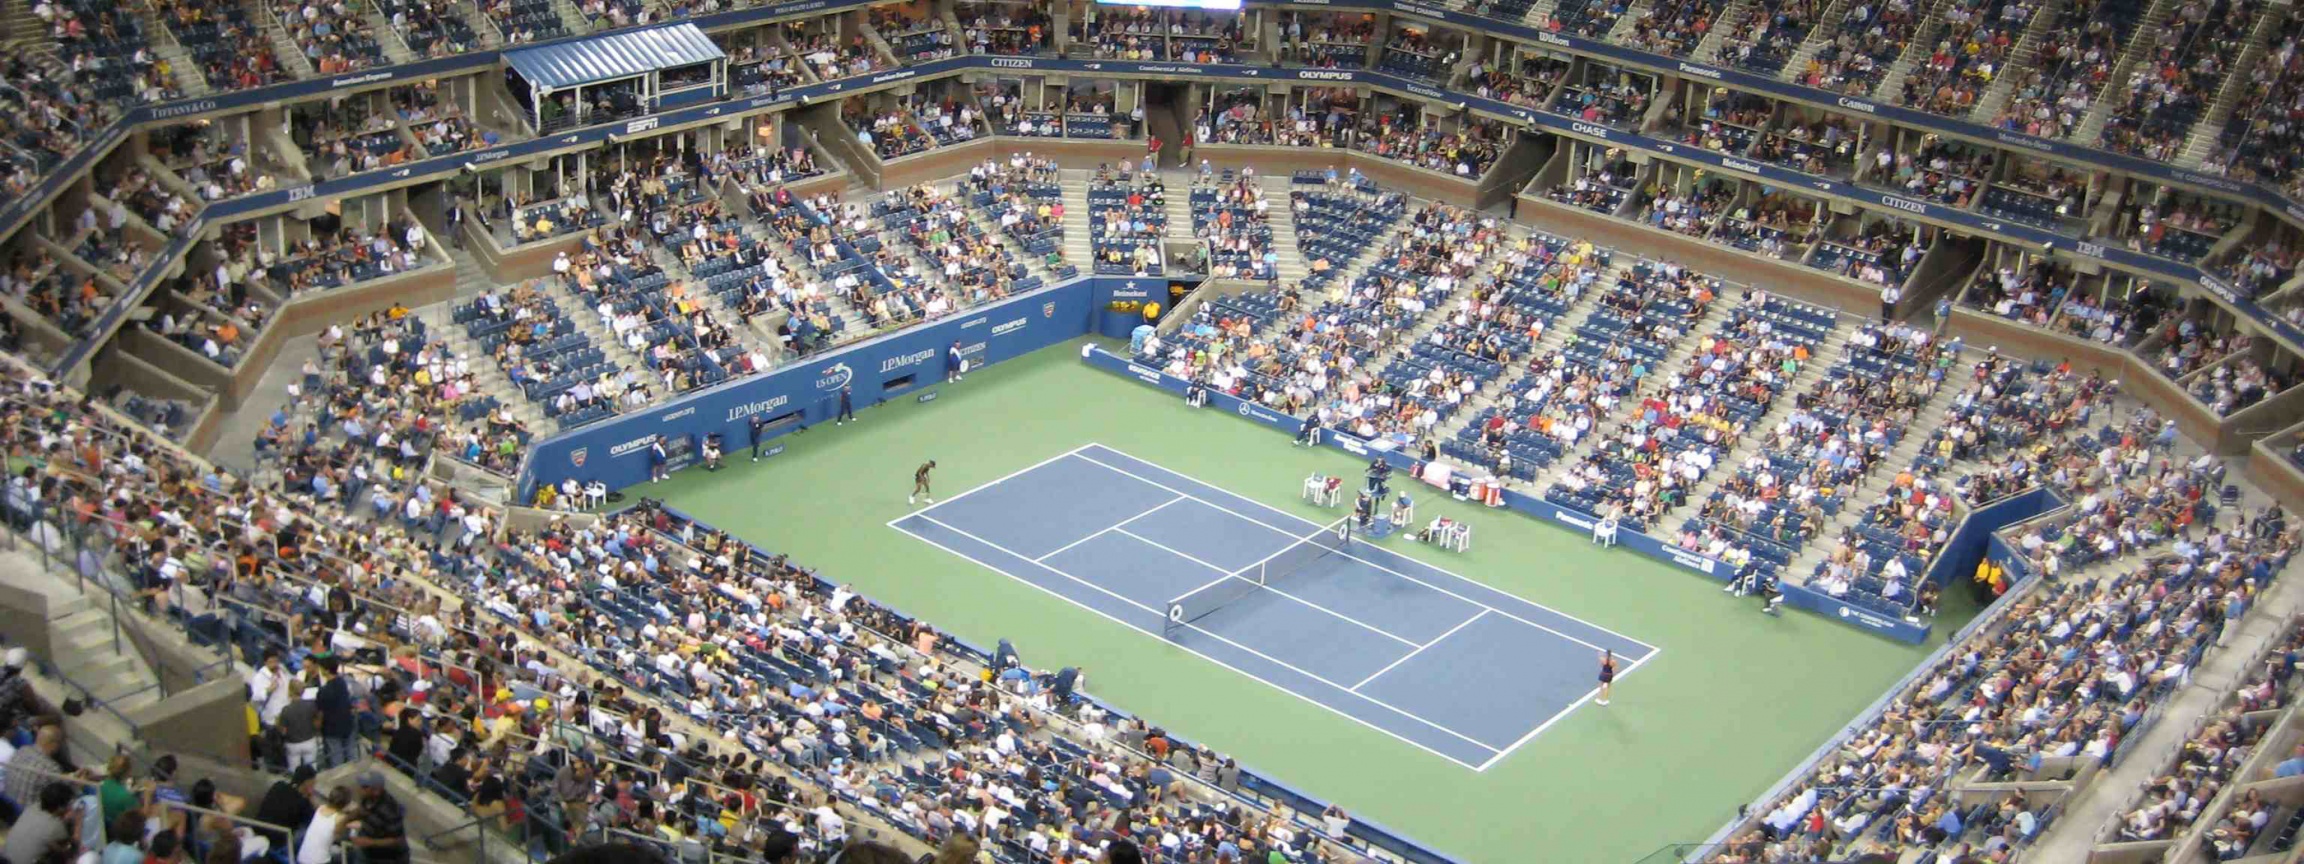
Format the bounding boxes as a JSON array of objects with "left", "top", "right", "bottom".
[{"left": 4, "top": 648, "right": 27, "bottom": 669}]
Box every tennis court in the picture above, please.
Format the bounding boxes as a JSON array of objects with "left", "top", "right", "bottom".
[{"left": 888, "top": 443, "right": 1659, "bottom": 770}]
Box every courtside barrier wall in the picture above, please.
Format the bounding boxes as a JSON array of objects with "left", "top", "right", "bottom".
[
  {"left": 517, "top": 277, "right": 1127, "bottom": 500},
  {"left": 651, "top": 501, "right": 1468, "bottom": 864},
  {"left": 1776, "top": 486, "right": 2066, "bottom": 641}
]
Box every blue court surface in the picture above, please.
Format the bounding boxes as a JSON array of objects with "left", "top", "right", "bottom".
[{"left": 888, "top": 443, "right": 1659, "bottom": 770}]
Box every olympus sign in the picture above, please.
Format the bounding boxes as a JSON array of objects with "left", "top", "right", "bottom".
[
  {"left": 1297, "top": 70, "right": 1356, "bottom": 81},
  {"left": 609, "top": 436, "right": 658, "bottom": 458},
  {"left": 991, "top": 317, "right": 1029, "bottom": 337}
]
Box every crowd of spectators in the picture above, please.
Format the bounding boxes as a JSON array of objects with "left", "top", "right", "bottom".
[
  {"left": 2100, "top": 0, "right": 2264, "bottom": 160},
  {"left": 1870, "top": 136, "right": 1995, "bottom": 206},
  {"left": 1623, "top": 0, "right": 1729, "bottom": 58},
  {"left": 873, "top": 7, "right": 957, "bottom": 64},
  {"left": 1088, "top": 8, "right": 1244, "bottom": 63},
  {"left": 1349, "top": 118, "right": 1506, "bottom": 177},
  {"left": 1895, "top": 0, "right": 2026, "bottom": 117},
  {"left": 1792, "top": 0, "right": 1919, "bottom": 95},
  {"left": 1188, "top": 171, "right": 1275, "bottom": 281},
  {"left": 398, "top": 84, "right": 497, "bottom": 157},
  {"left": 1966, "top": 257, "right": 2080, "bottom": 327},
  {"left": 1556, "top": 70, "right": 1654, "bottom": 127},
  {"left": 1545, "top": 152, "right": 1642, "bottom": 215},
  {"left": 1087, "top": 168, "right": 1167, "bottom": 276},
  {"left": 959, "top": 1, "right": 1053, "bottom": 55},
  {"left": 1718, "top": 0, "right": 1822, "bottom": 74},
  {"left": 847, "top": 107, "right": 937, "bottom": 160},
  {"left": 149, "top": 0, "right": 275, "bottom": 93},
  {"left": 1990, "top": 0, "right": 2132, "bottom": 140},
  {"left": 2207, "top": 7, "right": 2304, "bottom": 194},
  {"left": 379, "top": 0, "right": 482, "bottom": 57},
  {"left": 1642, "top": 176, "right": 1736, "bottom": 238},
  {"left": 264, "top": 216, "right": 436, "bottom": 297},
  {"left": 884, "top": 183, "right": 1032, "bottom": 305},
  {"left": 2113, "top": 618, "right": 2304, "bottom": 848},
  {"left": 790, "top": 25, "right": 895, "bottom": 82},
  {"left": 962, "top": 155, "right": 1072, "bottom": 277},
  {"left": 1726, "top": 390, "right": 2291, "bottom": 860},
  {"left": 278, "top": 0, "right": 387, "bottom": 74}
]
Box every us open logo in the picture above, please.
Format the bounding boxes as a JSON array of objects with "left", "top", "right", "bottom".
[
  {"left": 1042, "top": 301, "right": 1055, "bottom": 318},
  {"left": 570, "top": 448, "right": 589, "bottom": 468}
]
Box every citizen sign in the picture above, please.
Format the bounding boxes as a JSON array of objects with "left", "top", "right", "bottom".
[
  {"left": 1880, "top": 195, "right": 1927, "bottom": 214},
  {"left": 990, "top": 58, "right": 1034, "bottom": 69}
]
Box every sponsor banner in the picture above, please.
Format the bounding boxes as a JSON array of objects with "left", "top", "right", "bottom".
[
  {"left": 1774, "top": 584, "right": 1929, "bottom": 643},
  {"left": 519, "top": 278, "right": 1096, "bottom": 498}
]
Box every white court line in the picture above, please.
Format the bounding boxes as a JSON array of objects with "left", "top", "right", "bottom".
[
  {"left": 1112, "top": 527, "right": 1421, "bottom": 649},
  {"left": 1471, "top": 646, "right": 1665, "bottom": 773},
  {"left": 1033, "top": 496, "right": 1186, "bottom": 562},
  {"left": 1074, "top": 444, "right": 1660, "bottom": 657},
  {"left": 1350, "top": 610, "right": 1488, "bottom": 692},
  {"left": 887, "top": 443, "right": 1098, "bottom": 527},
  {"left": 910, "top": 513, "right": 1503, "bottom": 758}
]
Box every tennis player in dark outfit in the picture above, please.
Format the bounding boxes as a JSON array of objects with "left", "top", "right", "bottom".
[
  {"left": 1597, "top": 649, "right": 1616, "bottom": 706},
  {"left": 910, "top": 460, "right": 937, "bottom": 505}
]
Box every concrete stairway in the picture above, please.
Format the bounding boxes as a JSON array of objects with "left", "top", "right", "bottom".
[
  {"left": 534, "top": 267, "right": 658, "bottom": 391},
  {"left": 2177, "top": 6, "right": 2285, "bottom": 168},
  {"left": 262, "top": 3, "right": 316, "bottom": 80},
  {"left": 1060, "top": 172, "right": 1096, "bottom": 271},
  {"left": 1428, "top": 255, "right": 1630, "bottom": 445},
  {"left": 1604, "top": 0, "right": 1659, "bottom": 43},
  {"left": 550, "top": 0, "right": 593, "bottom": 35},
  {"left": 455, "top": 0, "right": 504, "bottom": 47},
  {"left": 138, "top": 8, "right": 216, "bottom": 98},
  {"left": 1696, "top": 0, "right": 1762, "bottom": 62},
  {"left": 1521, "top": 0, "right": 1564, "bottom": 27},
  {"left": 1966, "top": 0, "right": 2068, "bottom": 124},
  {"left": 1644, "top": 318, "right": 1854, "bottom": 526},
  {"left": 369, "top": 6, "right": 418, "bottom": 64},
  {"left": 1528, "top": 284, "right": 1744, "bottom": 495},
  {"left": 2070, "top": 0, "right": 2181, "bottom": 147},
  {"left": 1260, "top": 176, "right": 1311, "bottom": 291},
  {"left": 736, "top": 219, "right": 871, "bottom": 350},
  {"left": 0, "top": 555, "right": 165, "bottom": 723},
  {"left": 1778, "top": 0, "right": 1860, "bottom": 82},
  {"left": 1873, "top": 0, "right": 1955, "bottom": 102},
  {"left": 1773, "top": 345, "right": 1973, "bottom": 589}
]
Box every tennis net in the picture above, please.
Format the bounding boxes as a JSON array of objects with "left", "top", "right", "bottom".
[{"left": 1162, "top": 517, "right": 1352, "bottom": 637}]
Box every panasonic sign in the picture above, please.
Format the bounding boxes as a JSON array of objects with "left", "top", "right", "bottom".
[{"left": 1677, "top": 62, "right": 1723, "bottom": 80}]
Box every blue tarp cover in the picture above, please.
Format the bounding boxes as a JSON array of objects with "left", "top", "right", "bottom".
[{"left": 505, "top": 23, "right": 723, "bottom": 91}]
